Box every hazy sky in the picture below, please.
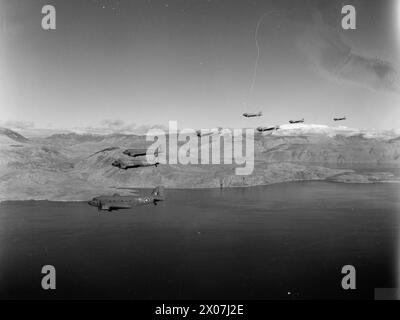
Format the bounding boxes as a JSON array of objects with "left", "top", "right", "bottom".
[{"left": 1, "top": 0, "right": 399, "bottom": 131}]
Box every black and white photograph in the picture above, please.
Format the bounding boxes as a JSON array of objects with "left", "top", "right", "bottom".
[{"left": 1, "top": 0, "right": 400, "bottom": 303}]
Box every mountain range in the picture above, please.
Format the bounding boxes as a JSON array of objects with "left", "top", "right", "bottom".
[{"left": 1, "top": 124, "right": 399, "bottom": 201}]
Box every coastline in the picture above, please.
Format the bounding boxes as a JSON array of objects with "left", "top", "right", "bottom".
[{"left": 1, "top": 168, "right": 399, "bottom": 202}]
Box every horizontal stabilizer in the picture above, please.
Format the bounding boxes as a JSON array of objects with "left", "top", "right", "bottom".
[{"left": 151, "top": 186, "right": 165, "bottom": 199}]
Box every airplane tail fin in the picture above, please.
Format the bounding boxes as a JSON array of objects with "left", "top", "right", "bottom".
[{"left": 151, "top": 186, "right": 165, "bottom": 201}]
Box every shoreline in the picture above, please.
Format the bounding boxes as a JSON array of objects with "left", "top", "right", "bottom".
[{"left": 1, "top": 177, "right": 399, "bottom": 203}]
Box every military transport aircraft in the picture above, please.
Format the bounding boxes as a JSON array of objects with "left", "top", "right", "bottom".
[
  {"left": 112, "top": 158, "right": 159, "bottom": 170},
  {"left": 88, "top": 186, "right": 164, "bottom": 212},
  {"left": 196, "top": 127, "right": 223, "bottom": 138},
  {"left": 243, "top": 111, "right": 262, "bottom": 118},
  {"left": 256, "top": 125, "right": 279, "bottom": 132},
  {"left": 333, "top": 117, "right": 346, "bottom": 121},
  {"left": 289, "top": 118, "right": 304, "bottom": 124},
  {"left": 123, "top": 147, "right": 161, "bottom": 158}
]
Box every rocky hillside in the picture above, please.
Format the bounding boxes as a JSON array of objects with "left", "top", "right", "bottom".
[
  {"left": 0, "top": 127, "right": 29, "bottom": 145},
  {"left": 254, "top": 134, "right": 400, "bottom": 164},
  {"left": 0, "top": 125, "right": 399, "bottom": 200}
]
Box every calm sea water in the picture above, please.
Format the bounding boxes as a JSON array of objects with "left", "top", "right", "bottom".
[{"left": 0, "top": 181, "right": 399, "bottom": 299}]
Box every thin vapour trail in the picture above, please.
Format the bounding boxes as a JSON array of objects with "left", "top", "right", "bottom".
[{"left": 246, "top": 11, "right": 283, "bottom": 107}]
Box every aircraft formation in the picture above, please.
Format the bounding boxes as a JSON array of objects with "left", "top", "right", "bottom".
[
  {"left": 242, "top": 110, "right": 347, "bottom": 133},
  {"left": 88, "top": 111, "right": 347, "bottom": 211},
  {"left": 88, "top": 145, "right": 164, "bottom": 212},
  {"left": 88, "top": 146, "right": 164, "bottom": 212}
]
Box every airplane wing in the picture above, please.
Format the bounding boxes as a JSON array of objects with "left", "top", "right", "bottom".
[
  {"left": 128, "top": 148, "right": 148, "bottom": 156},
  {"left": 87, "top": 147, "right": 120, "bottom": 159},
  {"left": 101, "top": 202, "right": 131, "bottom": 210},
  {"left": 131, "top": 152, "right": 147, "bottom": 157}
]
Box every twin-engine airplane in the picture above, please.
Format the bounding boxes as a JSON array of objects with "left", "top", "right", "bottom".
[
  {"left": 112, "top": 158, "right": 159, "bottom": 169},
  {"left": 256, "top": 125, "right": 279, "bottom": 132},
  {"left": 196, "top": 127, "right": 223, "bottom": 137},
  {"left": 88, "top": 186, "right": 164, "bottom": 212},
  {"left": 123, "top": 147, "right": 161, "bottom": 158},
  {"left": 333, "top": 117, "right": 346, "bottom": 121},
  {"left": 289, "top": 118, "right": 304, "bottom": 124},
  {"left": 243, "top": 111, "right": 262, "bottom": 118}
]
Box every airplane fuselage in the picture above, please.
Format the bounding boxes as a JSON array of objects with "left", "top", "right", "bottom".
[
  {"left": 123, "top": 147, "right": 160, "bottom": 158},
  {"left": 123, "top": 148, "right": 148, "bottom": 157},
  {"left": 88, "top": 195, "right": 158, "bottom": 210},
  {"left": 289, "top": 119, "right": 304, "bottom": 124},
  {"left": 88, "top": 187, "right": 164, "bottom": 211},
  {"left": 257, "top": 126, "right": 279, "bottom": 132},
  {"left": 112, "top": 159, "right": 159, "bottom": 170},
  {"left": 243, "top": 112, "right": 262, "bottom": 118},
  {"left": 196, "top": 128, "right": 222, "bottom": 137}
]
